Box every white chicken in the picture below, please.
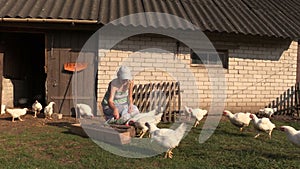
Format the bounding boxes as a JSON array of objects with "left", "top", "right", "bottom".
[
  {"left": 44, "top": 102, "right": 55, "bottom": 119},
  {"left": 126, "top": 109, "right": 158, "bottom": 136},
  {"left": 128, "top": 110, "right": 163, "bottom": 138},
  {"left": 250, "top": 114, "right": 276, "bottom": 139},
  {"left": 223, "top": 110, "right": 251, "bottom": 132},
  {"left": 1, "top": 105, "right": 6, "bottom": 115},
  {"left": 184, "top": 106, "right": 208, "bottom": 127},
  {"left": 146, "top": 122, "right": 187, "bottom": 159},
  {"left": 280, "top": 126, "right": 300, "bottom": 147},
  {"left": 259, "top": 107, "right": 277, "bottom": 118},
  {"left": 126, "top": 109, "right": 157, "bottom": 123},
  {"left": 32, "top": 100, "right": 42, "bottom": 118},
  {"left": 76, "top": 103, "right": 94, "bottom": 118},
  {"left": 6, "top": 108, "right": 28, "bottom": 122}
]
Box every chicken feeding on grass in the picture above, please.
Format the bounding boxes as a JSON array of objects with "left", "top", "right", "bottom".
[
  {"left": 184, "top": 106, "right": 208, "bottom": 127},
  {"left": 76, "top": 103, "right": 94, "bottom": 118},
  {"left": 250, "top": 114, "right": 276, "bottom": 139},
  {"left": 280, "top": 126, "right": 300, "bottom": 147},
  {"left": 145, "top": 122, "right": 187, "bottom": 159},
  {"left": 223, "top": 110, "right": 251, "bottom": 132},
  {"left": 44, "top": 102, "right": 55, "bottom": 119},
  {"left": 259, "top": 107, "right": 277, "bottom": 118},
  {"left": 6, "top": 108, "right": 28, "bottom": 122},
  {"left": 32, "top": 100, "right": 42, "bottom": 118},
  {"left": 126, "top": 109, "right": 163, "bottom": 138},
  {"left": 128, "top": 110, "right": 163, "bottom": 138}
]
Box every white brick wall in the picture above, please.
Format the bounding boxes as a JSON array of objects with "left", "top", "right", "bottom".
[
  {"left": 97, "top": 34, "right": 298, "bottom": 114},
  {"left": 2, "top": 77, "right": 14, "bottom": 107}
]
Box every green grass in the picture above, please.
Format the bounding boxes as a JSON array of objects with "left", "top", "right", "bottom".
[{"left": 0, "top": 118, "right": 300, "bottom": 169}]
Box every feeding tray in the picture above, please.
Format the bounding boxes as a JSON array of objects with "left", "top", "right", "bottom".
[
  {"left": 70, "top": 123, "right": 134, "bottom": 145},
  {"left": 64, "top": 62, "right": 88, "bottom": 72}
]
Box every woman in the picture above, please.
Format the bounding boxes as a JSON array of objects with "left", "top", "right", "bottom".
[{"left": 101, "top": 65, "right": 139, "bottom": 123}]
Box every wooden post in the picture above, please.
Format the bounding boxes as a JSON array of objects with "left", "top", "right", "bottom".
[
  {"left": 279, "top": 94, "right": 283, "bottom": 115},
  {"left": 296, "top": 40, "right": 300, "bottom": 82},
  {"left": 295, "top": 83, "right": 298, "bottom": 115},
  {"left": 283, "top": 92, "right": 287, "bottom": 115},
  {"left": 287, "top": 89, "right": 290, "bottom": 115},
  {"left": 276, "top": 97, "right": 279, "bottom": 114},
  {"left": 0, "top": 53, "right": 3, "bottom": 111},
  {"left": 291, "top": 86, "right": 294, "bottom": 116}
]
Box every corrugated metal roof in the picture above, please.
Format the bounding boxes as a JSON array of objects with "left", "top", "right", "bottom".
[
  {"left": 0, "top": 0, "right": 100, "bottom": 20},
  {"left": 242, "top": 0, "right": 300, "bottom": 38},
  {"left": 98, "top": 0, "right": 147, "bottom": 27},
  {"left": 142, "top": 0, "right": 197, "bottom": 30},
  {"left": 0, "top": 0, "right": 300, "bottom": 39}
]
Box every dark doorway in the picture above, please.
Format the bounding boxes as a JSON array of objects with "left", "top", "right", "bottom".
[{"left": 1, "top": 32, "right": 46, "bottom": 107}]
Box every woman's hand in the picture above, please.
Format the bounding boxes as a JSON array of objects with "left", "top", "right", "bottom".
[{"left": 113, "top": 108, "right": 120, "bottom": 119}]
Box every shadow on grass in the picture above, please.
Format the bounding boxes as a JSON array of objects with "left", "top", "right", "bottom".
[
  {"left": 45, "top": 121, "right": 86, "bottom": 138},
  {"left": 204, "top": 126, "right": 252, "bottom": 138},
  {"left": 46, "top": 122, "right": 74, "bottom": 128},
  {"left": 93, "top": 138, "right": 165, "bottom": 158},
  {"left": 223, "top": 147, "right": 297, "bottom": 160}
]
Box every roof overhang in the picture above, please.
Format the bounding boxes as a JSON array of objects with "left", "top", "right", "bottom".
[{"left": 0, "top": 18, "right": 98, "bottom": 24}]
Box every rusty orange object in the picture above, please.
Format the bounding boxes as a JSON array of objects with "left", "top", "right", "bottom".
[{"left": 64, "top": 62, "right": 88, "bottom": 72}]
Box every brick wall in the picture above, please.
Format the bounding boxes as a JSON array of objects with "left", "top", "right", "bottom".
[
  {"left": 2, "top": 77, "right": 14, "bottom": 107},
  {"left": 97, "top": 33, "right": 297, "bottom": 114}
]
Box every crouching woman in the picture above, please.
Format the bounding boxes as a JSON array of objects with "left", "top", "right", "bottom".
[{"left": 101, "top": 65, "right": 139, "bottom": 123}]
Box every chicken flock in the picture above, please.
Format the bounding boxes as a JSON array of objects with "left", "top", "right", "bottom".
[
  {"left": 119, "top": 105, "right": 299, "bottom": 159},
  {"left": 1, "top": 100, "right": 57, "bottom": 122},
  {"left": 1, "top": 101, "right": 299, "bottom": 159},
  {"left": 222, "top": 109, "right": 299, "bottom": 147},
  {"left": 0, "top": 101, "right": 95, "bottom": 122}
]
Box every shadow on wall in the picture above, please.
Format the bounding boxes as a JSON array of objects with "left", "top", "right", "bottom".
[{"left": 206, "top": 32, "right": 292, "bottom": 61}]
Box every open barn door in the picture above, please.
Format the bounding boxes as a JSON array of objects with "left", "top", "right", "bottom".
[{"left": 0, "top": 32, "right": 46, "bottom": 108}]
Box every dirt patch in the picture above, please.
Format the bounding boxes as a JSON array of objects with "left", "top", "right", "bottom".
[
  {"left": 271, "top": 114, "right": 300, "bottom": 122},
  {"left": 0, "top": 111, "right": 79, "bottom": 134}
]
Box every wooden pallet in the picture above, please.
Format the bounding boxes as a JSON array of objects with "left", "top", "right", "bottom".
[{"left": 132, "top": 81, "right": 181, "bottom": 122}]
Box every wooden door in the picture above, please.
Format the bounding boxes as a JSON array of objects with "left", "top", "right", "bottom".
[
  {"left": 0, "top": 52, "right": 3, "bottom": 110},
  {"left": 46, "top": 31, "right": 97, "bottom": 116}
]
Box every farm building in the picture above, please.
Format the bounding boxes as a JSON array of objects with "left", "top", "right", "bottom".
[{"left": 0, "top": 0, "right": 300, "bottom": 117}]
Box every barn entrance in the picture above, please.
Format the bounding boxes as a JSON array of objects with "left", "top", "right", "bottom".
[{"left": 1, "top": 32, "right": 46, "bottom": 108}]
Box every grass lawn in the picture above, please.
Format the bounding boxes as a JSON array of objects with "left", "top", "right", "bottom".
[{"left": 0, "top": 116, "right": 299, "bottom": 169}]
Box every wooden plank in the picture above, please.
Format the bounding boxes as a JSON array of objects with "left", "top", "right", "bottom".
[
  {"left": 284, "top": 92, "right": 287, "bottom": 115},
  {"left": 0, "top": 53, "right": 3, "bottom": 111},
  {"left": 291, "top": 87, "right": 294, "bottom": 115},
  {"left": 296, "top": 82, "right": 300, "bottom": 116},
  {"left": 287, "top": 89, "right": 290, "bottom": 115},
  {"left": 171, "top": 82, "right": 177, "bottom": 122},
  {"left": 279, "top": 94, "right": 283, "bottom": 115}
]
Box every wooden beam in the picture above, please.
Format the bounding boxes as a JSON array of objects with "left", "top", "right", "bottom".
[{"left": 0, "top": 53, "right": 3, "bottom": 111}]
